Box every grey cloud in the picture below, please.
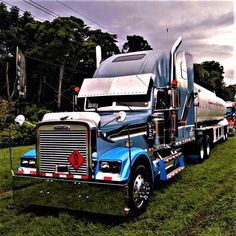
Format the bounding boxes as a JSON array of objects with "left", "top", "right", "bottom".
[
  {"left": 225, "top": 69, "right": 234, "bottom": 78},
  {"left": 185, "top": 43, "right": 233, "bottom": 60}
]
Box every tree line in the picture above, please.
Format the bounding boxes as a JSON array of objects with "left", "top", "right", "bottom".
[
  {"left": 0, "top": 3, "right": 155, "bottom": 111},
  {"left": 0, "top": 2, "right": 234, "bottom": 113}
]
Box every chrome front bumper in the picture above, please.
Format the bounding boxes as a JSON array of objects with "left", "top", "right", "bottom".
[{"left": 13, "top": 175, "right": 129, "bottom": 216}]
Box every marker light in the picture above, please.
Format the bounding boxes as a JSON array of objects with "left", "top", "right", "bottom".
[
  {"left": 171, "top": 80, "right": 178, "bottom": 87},
  {"left": 74, "top": 87, "right": 80, "bottom": 92}
]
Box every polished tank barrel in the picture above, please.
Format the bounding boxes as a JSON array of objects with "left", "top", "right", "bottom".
[{"left": 194, "top": 83, "right": 226, "bottom": 123}]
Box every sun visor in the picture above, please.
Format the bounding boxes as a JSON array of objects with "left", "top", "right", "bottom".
[{"left": 78, "top": 73, "right": 154, "bottom": 97}]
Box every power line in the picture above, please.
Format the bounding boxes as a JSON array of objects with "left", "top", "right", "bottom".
[
  {"left": 56, "top": 0, "right": 126, "bottom": 41},
  {"left": 3, "top": 0, "right": 126, "bottom": 42},
  {"left": 26, "top": 55, "right": 84, "bottom": 74},
  {"left": 22, "top": 0, "right": 58, "bottom": 18},
  {"left": 2, "top": 0, "right": 43, "bottom": 21},
  {"left": 29, "top": 0, "right": 60, "bottom": 18}
]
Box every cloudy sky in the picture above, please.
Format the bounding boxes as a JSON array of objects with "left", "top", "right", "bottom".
[{"left": 3, "top": 0, "right": 236, "bottom": 85}]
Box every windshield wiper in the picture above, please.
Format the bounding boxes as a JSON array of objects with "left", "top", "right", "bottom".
[{"left": 116, "top": 102, "right": 132, "bottom": 111}]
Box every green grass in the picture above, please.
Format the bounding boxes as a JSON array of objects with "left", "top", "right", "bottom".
[{"left": 0, "top": 138, "right": 236, "bottom": 236}]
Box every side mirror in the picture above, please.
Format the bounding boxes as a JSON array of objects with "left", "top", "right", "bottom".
[
  {"left": 116, "top": 111, "right": 127, "bottom": 122},
  {"left": 15, "top": 115, "right": 25, "bottom": 126}
]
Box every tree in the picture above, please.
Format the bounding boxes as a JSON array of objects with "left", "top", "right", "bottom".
[
  {"left": 122, "top": 35, "right": 152, "bottom": 53},
  {"left": 88, "top": 29, "right": 120, "bottom": 58},
  {"left": 23, "top": 16, "right": 120, "bottom": 109},
  {"left": 81, "top": 29, "right": 120, "bottom": 77},
  {"left": 194, "top": 61, "right": 234, "bottom": 101}
]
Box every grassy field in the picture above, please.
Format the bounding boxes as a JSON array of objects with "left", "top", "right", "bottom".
[{"left": 0, "top": 137, "right": 235, "bottom": 236}]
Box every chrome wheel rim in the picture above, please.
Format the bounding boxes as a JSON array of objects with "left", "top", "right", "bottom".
[{"left": 133, "top": 174, "right": 145, "bottom": 208}]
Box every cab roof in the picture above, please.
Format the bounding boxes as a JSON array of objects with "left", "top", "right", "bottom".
[{"left": 93, "top": 50, "right": 170, "bottom": 87}]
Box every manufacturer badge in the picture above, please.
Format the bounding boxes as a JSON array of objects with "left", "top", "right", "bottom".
[{"left": 54, "top": 125, "right": 70, "bottom": 130}]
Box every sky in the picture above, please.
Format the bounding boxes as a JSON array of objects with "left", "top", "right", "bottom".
[{"left": 2, "top": 0, "right": 236, "bottom": 85}]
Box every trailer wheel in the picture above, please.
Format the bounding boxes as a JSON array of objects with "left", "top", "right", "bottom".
[
  {"left": 128, "top": 165, "right": 151, "bottom": 215},
  {"left": 223, "top": 129, "right": 228, "bottom": 141},
  {"left": 196, "top": 137, "right": 205, "bottom": 162},
  {"left": 204, "top": 135, "right": 211, "bottom": 159}
]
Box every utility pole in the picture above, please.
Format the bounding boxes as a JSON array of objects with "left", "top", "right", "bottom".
[
  {"left": 5, "top": 62, "right": 11, "bottom": 101},
  {"left": 57, "top": 63, "right": 64, "bottom": 111}
]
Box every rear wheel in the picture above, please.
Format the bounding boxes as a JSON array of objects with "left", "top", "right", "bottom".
[
  {"left": 196, "top": 137, "right": 205, "bottom": 162},
  {"left": 204, "top": 135, "right": 211, "bottom": 159},
  {"left": 222, "top": 129, "right": 228, "bottom": 141},
  {"left": 128, "top": 165, "right": 152, "bottom": 215}
]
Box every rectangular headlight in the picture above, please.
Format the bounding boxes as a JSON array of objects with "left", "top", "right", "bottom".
[
  {"left": 21, "top": 158, "right": 36, "bottom": 168},
  {"left": 99, "top": 161, "right": 121, "bottom": 173},
  {"left": 22, "top": 160, "right": 29, "bottom": 165}
]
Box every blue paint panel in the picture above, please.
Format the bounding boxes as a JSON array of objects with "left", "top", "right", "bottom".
[
  {"left": 159, "top": 160, "right": 167, "bottom": 180},
  {"left": 96, "top": 111, "right": 151, "bottom": 158},
  {"left": 20, "top": 148, "right": 36, "bottom": 159},
  {"left": 95, "top": 147, "right": 153, "bottom": 182},
  {"left": 159, "top": 155, "right": 185, "bottom": 181}
]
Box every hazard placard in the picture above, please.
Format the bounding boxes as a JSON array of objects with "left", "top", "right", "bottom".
[{"left": 68, "top": 150, "right": 85, "bottom": 171}]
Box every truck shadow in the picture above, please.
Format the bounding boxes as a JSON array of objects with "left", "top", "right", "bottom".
[{"left": 20, "top": 205, "right": 128, "bottom": 225}]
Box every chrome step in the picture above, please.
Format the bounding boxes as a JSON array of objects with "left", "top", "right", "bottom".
[
  {"left": 166, "top": 166, "right": 184, "bottom": 180},
  {"left": 162, "top": 151, "right": 182, "bottom": 163},
  {"left": 158, "top": 153, "right": 185, "bottom": 181}
]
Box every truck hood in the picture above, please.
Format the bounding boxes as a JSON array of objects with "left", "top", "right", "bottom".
[
  {"left": 42, "top": 112, "right": 100, "bottom": 128},
  {"left": 42, "top": 111, "right": 149, "bottom": 133},
  {"left": 99, "top": 111, "right": 149, "bottom": 134}
]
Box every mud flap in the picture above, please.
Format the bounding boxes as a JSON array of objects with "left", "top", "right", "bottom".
[{"left": 13, "top": 175, "right": 129, "bottom": 216}]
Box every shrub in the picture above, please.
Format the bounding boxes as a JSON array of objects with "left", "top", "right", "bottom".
[{"left": 0, "top": 99, "right": 51, "bottom": 148}]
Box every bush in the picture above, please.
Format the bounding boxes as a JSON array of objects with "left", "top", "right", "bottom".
[
  {"left": 0, "top": 124, "right": 36, "bottom": 148},
  {"left": 0, "top": 99, "right": 51, "bottom": 148}
]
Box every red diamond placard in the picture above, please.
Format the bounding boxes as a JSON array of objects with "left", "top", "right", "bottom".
[{"left": 68, "top": 150, "right": 85, "bottom": 171}]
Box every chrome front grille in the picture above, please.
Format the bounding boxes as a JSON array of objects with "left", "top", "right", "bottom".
[{"left": 39, "top": 129, "right": 89, "bottom": 175}]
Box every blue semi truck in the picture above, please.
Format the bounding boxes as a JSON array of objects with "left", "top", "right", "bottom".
[{"left": 13, "top": 37, "right": 228, "bottom": 216}]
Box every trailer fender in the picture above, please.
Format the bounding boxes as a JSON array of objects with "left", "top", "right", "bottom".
[{"left": 95, "top": 147, "right": 154, "bottom": 183}]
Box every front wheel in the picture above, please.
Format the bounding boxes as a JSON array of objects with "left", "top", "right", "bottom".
[{"left": 128, "top": 165, "right": 152, "bottom": 215}]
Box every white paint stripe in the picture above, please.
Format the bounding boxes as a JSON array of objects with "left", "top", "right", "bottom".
[
  {"left": 73, "top": 175, "right": 82, "bottom": 179},
  {"left": 96, "top": 172, "right": 121, "bottom": 181},
  {"left": 178, "top": 125, "right": 195, "bottom": 129},
  {"left": 111, "top": 131, "right": 146, "bottom": 141},
  {"left": 59, "top": 174, "right": 67, "bottom": 178},
  {"left": 45, "top": 173, "right": 53, "bottom": 177}
]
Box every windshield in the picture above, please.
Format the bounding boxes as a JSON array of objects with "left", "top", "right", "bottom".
[{"left": 85, "top": 94, "right": 151, "bottom": 111}]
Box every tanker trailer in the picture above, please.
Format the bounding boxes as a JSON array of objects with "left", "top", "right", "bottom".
[{"left": 183, "top": 83, "right": 228, "bottom": 161}]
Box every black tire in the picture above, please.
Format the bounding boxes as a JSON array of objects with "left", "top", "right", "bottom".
[
  {"left": 222, "top": 129, "right": 228, "bottom": 142},
  {"left": 128, "top": 165, "right": 152, "bottom": 215},
  {"left": 196, "top": 137, "right": 205, "bottom": 162},
  {"left": 204, "top": 135, "right": 211, "bottom": 159}
]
